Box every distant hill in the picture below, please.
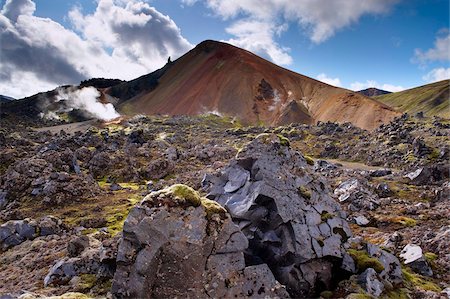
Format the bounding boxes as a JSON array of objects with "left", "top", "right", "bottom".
[
  {"left": 107, "top": 40, "right": 399, "bottom": 130},
  {"left": 0, "top": 95, "right": 15, "bottom": 103},
  {"left": 375, "top": 80, "right": 449, "bottom": 118},
  {"left": 357, "top": 88, "right": 391, "bottom": 97}
]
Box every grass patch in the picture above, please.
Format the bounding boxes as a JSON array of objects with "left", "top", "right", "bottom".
[
  {"left": 402, "top": 267, "right": 441, "bottom": 292},
  {"left": 392, "top": 216, "right": 417, "bottom": 227}
]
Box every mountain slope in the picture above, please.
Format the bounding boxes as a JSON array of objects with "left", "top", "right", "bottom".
[
  {"left": 108, "top": 40, "right": 399, "bottom": 130},
  {"left": 374, "top": 80, "right": 449, "bottom": 118},
  {"left": 357, "top": 88, "right": 391, "bottom": 97}
]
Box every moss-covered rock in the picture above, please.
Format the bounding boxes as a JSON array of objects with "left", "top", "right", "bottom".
[
  {"left": 347, "top": 249, "right": 385, "bottom": 273},
  {"left": 201, "top": 198, "right": 227, "bottom": 219},
  {"left": 150, "top": 184, "right": 202, "bottom": 207}
]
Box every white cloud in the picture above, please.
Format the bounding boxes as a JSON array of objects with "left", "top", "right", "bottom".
[
  {"left": 0, "top": 0, "right": 193, "bottom": 98},
  {"left": 422, "top": 68, "right": 450, "bottom": 83},
  {"left": 350, "top": 80, "right": 405, "bottom": 92},
  {"left": 196, "top": 1, "right": 398, "bottom": 41},
  {"left": 317, "top": 73, "right": 342, "bottom": 87},
  {"left": 414, "top": 31, "right": 450, "bottom": 64},
  {"left": 184, "top": 0, "right": 398, "bottom": 66},
  {"left": 225, "top": 20, "right": 292, "bottom": 65}
]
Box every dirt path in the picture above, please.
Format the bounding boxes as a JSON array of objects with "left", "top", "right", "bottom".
[
  {"left": 33, "top": 120, "right": 96, "bottom": 135},
  {"left": 326, "top": 159, "right": 394, "bottom": 171}
]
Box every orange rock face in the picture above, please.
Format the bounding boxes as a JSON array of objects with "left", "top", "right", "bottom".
[{"left": 109, "top": 40, "right": 400, "bottom": 130}]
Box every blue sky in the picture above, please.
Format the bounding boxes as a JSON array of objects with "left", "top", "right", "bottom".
[{"left": 0, "top": 0, "right": 449, "bottom": 98}]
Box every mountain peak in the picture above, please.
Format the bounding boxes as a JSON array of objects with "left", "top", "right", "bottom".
[{"left": 106, "top": 41, "right": 399, "bottom": 130}]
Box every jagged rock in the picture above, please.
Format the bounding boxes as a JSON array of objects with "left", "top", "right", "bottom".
[
  {"left": 354, "top": 216, "right": 370, "bottom": 226},
  {"left": 370, "top": 169, "right": 392, "bottom": 177},
  {"left": 0, "top": 216, "right": 65, "bottom": 251},
  {"left": 44, "top": 236, "right": 102, "bottom": 286},
  {"left": 314, "top": 160, "right": 338, "bottom": 171},
  {"left": 366, "top": 243, "right": 403, "bottom": 285},
  {"left": 358, "top": 268, "right": 384, "bottom": 297},
  {"left": 433, "top": 181, "right": 450, "bottom": 204},
  {"left": 0, "top": 190, "right": 7, "bottom": 210},
  {"left": 111, "top": 184, "right": 288, "bottom": 298},
  {"left": 405, "top": 164, "right": 449, "bottom": 186},
  {"left": 375, "top": 182, "right": 393, "bottom": 198},
  {"left": 67, "top": 236, "right": 90, "bottom": 257},
  {"left": 412, "top": 137, "right": 431, "bottom": 158},
  {"left": 0, "top": 156, "right": 101, "bottom": 205},
  {"left": 204, "top": 134, "right": 353, "bottom": 297},
  {"left": 143, "top": 158, "right": 174, "bottom": 180},
  {"left": 109, "top": 183, "right": 123, "bottom": 191},
  {"left": 334, "top": 179, "right": 379, "bottom": 210},
  {"left": 400, "top": 244, "right": 433, "bottom": 277}
]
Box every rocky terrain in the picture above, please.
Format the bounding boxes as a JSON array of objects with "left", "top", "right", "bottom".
[{"left": 0, "top": 113, "right": 449, "bottom": 298}]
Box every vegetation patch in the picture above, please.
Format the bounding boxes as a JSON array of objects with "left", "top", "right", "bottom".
[
  {"left": 303, "top": 155, "right": 315, "bottom": 166},
  {"left": 402, "top": 267, "right": 441, "bottom": 292},
  {"left": 298, "top": 185, "right": 312, "bottom": 200},
  {"left": 201, "top": 198, "right": 227, "bottom": 219},
  {"left": 347, "top": 249, "right": 385, "bottom": 273},
  {"left": 392, "top": 216, "right": 417, "bottom": 227}
]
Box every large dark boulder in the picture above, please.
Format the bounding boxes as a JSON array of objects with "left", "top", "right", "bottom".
[
  {"left": 203, "top": 134, "right": 353, "bottom": 297},
  {"left": 111, "top": 184, "right": 288, "bottom": 298}
]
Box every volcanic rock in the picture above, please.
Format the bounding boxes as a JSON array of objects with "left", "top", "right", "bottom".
[
  {"left": 111, "top": 184, "right": 288, "bottom": 298},
  {"left": 400, "top": 244, "right": 433, "bottom": 277},
  {"left": 0, "top": 216, "right": 65, "bottom": 251},
  {"left": 204, "top": 134, "right": 353, "bottom": 297}
]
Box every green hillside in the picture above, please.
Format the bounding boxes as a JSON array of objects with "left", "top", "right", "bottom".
[{"left": 375, "top": 80, "right": 449, "bottom": 118}]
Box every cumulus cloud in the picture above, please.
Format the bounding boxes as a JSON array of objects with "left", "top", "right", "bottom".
[
  {"left": 316, "top": 73, "right": 342, "bottom": 87},
  {"left": 422, "top": 68, "right": 450, "bottom": 83},
  {"left": 0, "top": 0, "right": 193, "bottom": 98},
  {"left": 350, "top": 80, "right": 405, "bottom": 92},
  {"left": 226, "top": 20, "right": 292, "bottom": 65},
  {"left": 414, "top": 31, "right": 450, "bottom": 64},
  {"left": 184, "top": 0, "right": 399, "bottom": 65}
]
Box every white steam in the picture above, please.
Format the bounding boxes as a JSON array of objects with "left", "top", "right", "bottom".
[
  {"left": 56, "top": 87, "right": 120, "bottom": 121},
  {"left": 39, "top": 111, "right": 61, "bottom": 120}
]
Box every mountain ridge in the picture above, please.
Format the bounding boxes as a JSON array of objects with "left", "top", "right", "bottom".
[
  {"left": 106, "top": 40, "right": 399, "bottom": 130},
  {"left": 374, "top": 80, "right": 449, "bottom": 118}
]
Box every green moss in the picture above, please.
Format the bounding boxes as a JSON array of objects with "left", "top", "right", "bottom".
[
  {"left": 321, "top": 211, "right": 334, "bottom": 221},
  {"left": 428, "top": 148, "right": 440, "bottom": 161},
  {"left": 304, "top": 155, "right": 315, "bottom": 166},
  {"left": 201, "top": 198, "right": 227, "bottom": 219},
  {"left": 104, "top": 195, "right": 141, "bottom": 236},
  {"left": 277, "top": 134, "right": 290, "bottom": 146},
  {"left": 424, "top": 252, "right": 437, "bottom": 262},
  {"left": 383, "top": 288, "right": 410, "bottom": 299},
  {"left": 79, "top": 274, "right": 96, "bottom": 290},
  {"left": 298, "top": 186, "right": 312, "bottom": 200},
  {"left": 320, "top": 290, "right": 333, "bottom": 298},
  {"left": 346, "top": 293, "right": 375, "bottom": 299},
  {"left": 392, "top": 216, "right": 417, "bottom": 227},
  {"left": 347, "top": 249, "right": 385, "bottom": 273},
  {"left": 164, "top": 184, "right": 202, "bottom": 207},
  {"left": 118, "top": 182, "right": 140, "bottom": 191},
  {"left": 402, "top": 268, "right": 441, "bottom": 292},
  {"left": 47, "top": 293, "right": 92, "bottom": 299}
]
